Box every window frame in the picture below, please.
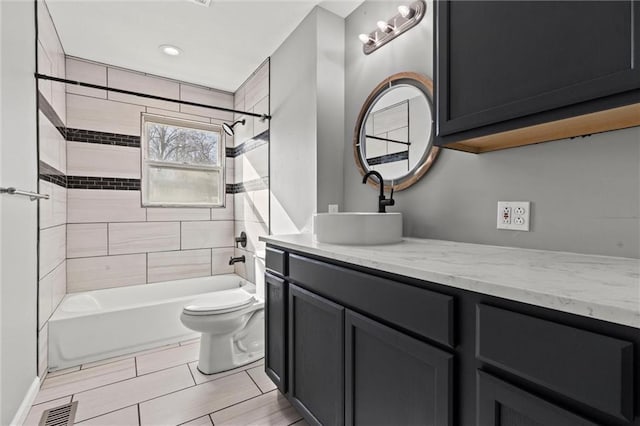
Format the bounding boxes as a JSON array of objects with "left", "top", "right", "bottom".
[{"left": 140, "top": 113, "right": 225, "bottom": 208}]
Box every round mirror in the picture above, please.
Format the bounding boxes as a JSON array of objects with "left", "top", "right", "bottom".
[{"left": 354, "top": 72, "right": 439, "bottom": 191}]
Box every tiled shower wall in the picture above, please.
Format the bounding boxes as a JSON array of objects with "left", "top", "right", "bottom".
[
  {"left": 64, "top": 58, "right": 237, "bottom": 292},
  {"left": 232, "top": 60, "right": 270, "bottom": 282},
  {"left": 37, "top": 0, "right": 67, "bottom": 379}
]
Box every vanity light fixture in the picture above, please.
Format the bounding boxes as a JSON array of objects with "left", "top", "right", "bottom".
[
  {"left": 359, "top": 0, "right": 426, "bottom": 55},
  {"left": 160, "top": 44, "right": 182, "bottom": 56}
]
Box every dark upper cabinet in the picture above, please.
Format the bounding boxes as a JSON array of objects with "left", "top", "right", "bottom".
[
  {"left": 288, "top": 284, "right": 344, "bottom": 426},
  {"left": 435, "top": 0, "right": 640, "bottom": 152},
  {"left": 265, "top": 272, "right": 287, "bottom": 393},
  {"left": 345, "top": 310, "right": 453, "bottom": 426},
  {"left": 477, "top": 371, "right": 599, "bottom": 426}
]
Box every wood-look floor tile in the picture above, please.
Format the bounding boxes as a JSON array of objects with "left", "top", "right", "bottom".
[
  {"left": 35, "top": 359, "right": 136, "bottom": 404},
  {"left": 188, "top": 358, "right": 264, "bottom": 385},
  {"left": 73, "top": 365, "right": 194, "bottom": 422},
  {"left": 23, "top": 396, "right": 71, "bottom": 426},
  {"left": 139, "top": 372, "right": 261, "bottom": 425},
  {"left": 179, "top": 415, "right": 213, "bottom": 426},
  {"left": 136, "top": 342, "right": 200, "bottom": 375},
  {"left": 210, "top": 391, "right": 301, "bottom": 426},
  {"left": 74, "top": 405, "right": 139, "bottom": 425},
  {"left": 47, "top": 365, "right": 81, "bottom": 378},
  {"left": 246, "top": 366, "right": 277, "bottom": 393},
  {"left": 81, "top": 343, "right": 179, "bottom": 370}
]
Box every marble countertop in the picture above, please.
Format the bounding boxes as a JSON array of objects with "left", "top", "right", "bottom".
[{"left": 260, "top": 234, "right": 640, "bottom": 329}]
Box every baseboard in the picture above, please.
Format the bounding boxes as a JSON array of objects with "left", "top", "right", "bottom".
[{"left": 9, "top": 376, "right": 40, "bottom": 426}]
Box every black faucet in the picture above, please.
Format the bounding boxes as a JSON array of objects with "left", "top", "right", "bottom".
[
  {"left": 362, "top": 170, "right": 395, "bottom": 213},
  {"left": 229, "top": 255, "right": 246, "bottom": 265}
]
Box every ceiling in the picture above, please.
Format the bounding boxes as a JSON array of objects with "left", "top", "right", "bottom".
[{"left": 46, "top": 0, "right": 363, "bottom": 93}]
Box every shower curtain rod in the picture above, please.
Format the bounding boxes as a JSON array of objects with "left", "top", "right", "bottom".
[{"left": 35, "top": 73, "right": 272, "bottom": 120}]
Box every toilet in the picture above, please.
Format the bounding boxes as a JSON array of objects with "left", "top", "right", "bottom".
[{"left": 180, "top": 252, "right": 265, "bottom": 375}]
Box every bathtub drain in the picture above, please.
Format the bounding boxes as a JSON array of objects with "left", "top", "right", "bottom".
[{"left": 38, "top": 401, "right": 78, "bottom": 426}]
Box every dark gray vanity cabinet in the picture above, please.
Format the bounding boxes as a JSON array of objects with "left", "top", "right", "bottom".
[
  {"left": 477, "top": 371, "right": 598, "bottom": 426},
  {"left": 345, "top": 310, "right": 453, "bottom": 426},
  {"left": 265, "top": 244, "right": 640, "bottom": 426},
  {"left": 265, "top": 272, "right": 287, "bottom": 392},
  {"left": 288, "top": 284, "right": 344, "bottom": 426},
  {"left": 435, "top": 0, "right": 640, "bottom": 152}
]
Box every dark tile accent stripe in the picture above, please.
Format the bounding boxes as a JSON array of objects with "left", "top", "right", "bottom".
[
  {"left": 226, "top": 177, "right": 269, "bottom": 194},
  {"left": 226, "top": 129, "right": 269, "bottom": 158},
  {"left": 38, "top": 92, "right": 66, "bottom": 139},
  {"left": 66, "top": 128, "right": 141, "bottom": 148},
  {"left": 67, "top": 176, "right": 141, "bottom": 191},
  {"left": 39, "top": 161, "right": 67, "bottom": 188},
  {"left": 367, "top": 150, "right": 409, "bottom": 166}
]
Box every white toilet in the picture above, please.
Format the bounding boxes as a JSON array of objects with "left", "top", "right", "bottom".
[{"left": 180, "top": 252, "right": 265, "bottom": 375}]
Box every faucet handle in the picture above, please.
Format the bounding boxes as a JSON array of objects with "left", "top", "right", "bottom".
[{"left": 389, "top": 187, "right": 394, "bottom": 200}]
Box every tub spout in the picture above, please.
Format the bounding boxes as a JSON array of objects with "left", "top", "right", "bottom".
[{"left": 229, "top": 255, "right": 246, "bottom": 265}]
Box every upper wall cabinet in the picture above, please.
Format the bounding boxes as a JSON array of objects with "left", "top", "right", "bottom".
[{"left": 434, "top": 0, "right": 640, "bottom": 153}]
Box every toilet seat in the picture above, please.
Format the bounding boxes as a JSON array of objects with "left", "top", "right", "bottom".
[{"left": 183, "top": 288, "right": 255, "bottom": 315}]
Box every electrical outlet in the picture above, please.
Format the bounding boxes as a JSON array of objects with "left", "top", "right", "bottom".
[{"left": 497, "top": 201, "right": 530, "bottom": 231}]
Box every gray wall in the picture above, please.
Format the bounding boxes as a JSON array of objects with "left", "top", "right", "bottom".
[
  {"left": 0, "top": 1, "right": 39, "bottom": 423},
  {"left": 344, "top": 0, "right": 639, "bottom": 258},
  {"left": 271, "top": 7, "right": 345, "bottom": 234}
]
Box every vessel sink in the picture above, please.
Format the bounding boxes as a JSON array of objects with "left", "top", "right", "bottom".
[{"left": 313, "top": 212, "right": 403, "bottom": 245}]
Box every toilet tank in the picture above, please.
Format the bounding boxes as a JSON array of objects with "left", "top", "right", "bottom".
[{"left": 254, "top": 250, "right": 265, "bottom": 300}]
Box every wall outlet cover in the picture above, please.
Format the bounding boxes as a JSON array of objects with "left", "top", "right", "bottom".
[
  {"left": 497, "top": 201, "right": 531, "bottom": 231},
  {"left": 328, "top": 204, "right": 339, "bottom": 213}
]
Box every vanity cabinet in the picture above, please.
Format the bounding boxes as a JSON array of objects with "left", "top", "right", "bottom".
[
  {"left": 434, "top": 0, "right": 640, "bottom": 152},
  {"left": 265, "top": 244, "right": 640, "bottom": 425}
]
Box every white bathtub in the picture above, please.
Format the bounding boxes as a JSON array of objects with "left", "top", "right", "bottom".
[{"left": 48, "top": 274, "right": 255, "bottom": 370}]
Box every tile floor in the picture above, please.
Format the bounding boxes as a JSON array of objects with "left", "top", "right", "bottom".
[{"left": 24, "top": 338, "right": 307, "bottom": 426}]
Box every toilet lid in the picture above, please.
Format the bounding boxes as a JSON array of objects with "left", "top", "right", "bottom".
[{"left": 183, "top": 288, "right": 255, "bottom": 315}]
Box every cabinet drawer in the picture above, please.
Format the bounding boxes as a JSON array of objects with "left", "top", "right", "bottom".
[
  {"left": 265, "top": 247, "right": 287, "bottom": 277},
  {"left": 477, "top": 304, "right": 634, "bottom": 422},
  {"left": 289, "top": 254, "right": 454, "bottom": 347}
]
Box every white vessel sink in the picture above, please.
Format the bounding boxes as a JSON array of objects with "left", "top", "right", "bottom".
[{"left": 313, "top": 212, "right": 403, "bottom": 245}]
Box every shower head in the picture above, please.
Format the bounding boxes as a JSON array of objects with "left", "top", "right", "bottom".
[{"left": 222, "top": 119, "right": 246, "bottom": 136}]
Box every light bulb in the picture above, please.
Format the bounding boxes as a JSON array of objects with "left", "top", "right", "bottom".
[
  {"left": 358, "top": 33, "right": 373, "bottom": 44},
  {"left": 160, "top": 44, "right": 182, "bottom": 56},
  {"left": 398, "top": 5, "right": 413, "bottom": 18}
]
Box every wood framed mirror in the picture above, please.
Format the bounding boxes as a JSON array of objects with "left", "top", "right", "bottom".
[{"left": 354, "top": 72, "right": 439, "bottom": 191}]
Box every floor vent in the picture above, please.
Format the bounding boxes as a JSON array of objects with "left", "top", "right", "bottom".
[{"left": 38, "top": 401, "right": 78, "bottom": 426}]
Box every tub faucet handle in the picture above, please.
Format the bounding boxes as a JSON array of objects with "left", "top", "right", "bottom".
[{"left": 235, "top": 232, "right": 247, "bottom": 248}]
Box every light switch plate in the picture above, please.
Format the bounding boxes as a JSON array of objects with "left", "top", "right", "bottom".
[{"left": 497, "top": 201, "right": 530, "bottom": 231}]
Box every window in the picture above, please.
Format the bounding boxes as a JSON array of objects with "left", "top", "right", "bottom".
[{"left": 141, "top": 114, "right": 224, "bottom": 207}]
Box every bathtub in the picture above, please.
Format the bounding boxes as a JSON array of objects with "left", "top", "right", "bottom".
[{"left": 48, "top": 274, "right": 255, "bottom": 370}]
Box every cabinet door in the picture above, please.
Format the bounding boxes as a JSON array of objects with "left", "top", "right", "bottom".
[
  {"left": 345, "top": 310, "right": 453, "bottom": 426},
  {"left": 436, "top": 0, "right": 640, "bottom": 137},
  {"left": 477, "top": 371, "right": 598, "bottom": 426},
  {"left": 289, "top": 284, "right": 344, "bottom": 426},
  {"left": 265, "top": 272, "right": 287, "bottom": 392}
]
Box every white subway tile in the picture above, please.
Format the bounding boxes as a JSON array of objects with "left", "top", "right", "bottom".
[
  {"left": 67, "top": 94, "right": 145, "bottom": 136},
  {"left": 147, "top": 249, "right": 211, "bottom": 283},
  {"left": 68, "top": 189, "right": 146, "bottom": 223},
  {"left": 244, "top": 63, "right": 269, "bottom": 110},
  {"left": 211, "top": 194, "right": 234, "bottom": 221},
  {"left": 251, "top": 189, "right": 269, "bottom": 224},
  {"left": 39, "top": 180, "right": 67, "bottom": 230},
  {"left": 109, "top": 222, "right": 180, "bottom": 255},
  {"left": 145, "top": 107, "right": 210, "bottom": 123},
  {"left": 67, "top": 254, "right": 147, "bottom": 292},
  {"left": 212, "top": 247, "right": 234, "bottom": 275},
  {"left": 146, "top": 207, "right": 210, "bottom": 222},
  {"left": 39, "top": 261, "right": 66, "bottom": 329},
  {"left": 233, "top": 114, "right": 253, "bottom": 147},
  {"left": 234, "top": 85, "right": 245, "bottom": 115},
  {"left": 244, "top": 143, "right": 268, "bottom": 179},
  {"left": 108, "top": 68, "right": 179, "bottom": 111},
  {"left": 181, "top": 221, "right": 233, "bottom": 250},
  {"left": 179, "top": 84, "right": 234, "bottom": 121},
  {"left": 67, "top": 224, "right": 108, "bottom": 258},
  {"left": 37, "top": 41, "right": 52, "bottom": 105},
  {"left": 39, "top": 111, "right": 66, "bottom": 173},
  {"left": 66, "top": 57, "right": 107, "bottom": 98},
  {"left": 40, "top": 224, "right": 65, "bottom": 279},
  {"left": 252, "top": 96, "right": 269, "bottom": 136},
  {"left": 67, "top": 142, "right": 140, "bottom": 179}
]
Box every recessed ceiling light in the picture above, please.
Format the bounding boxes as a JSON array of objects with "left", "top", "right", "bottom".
[{"left": 160, "top": 44, "right": 182, "bottom": 56}]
